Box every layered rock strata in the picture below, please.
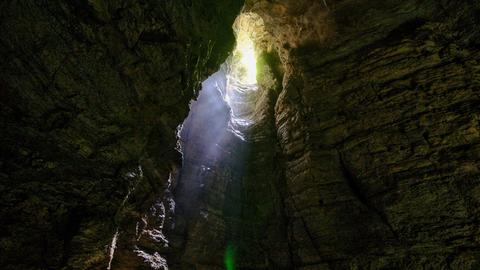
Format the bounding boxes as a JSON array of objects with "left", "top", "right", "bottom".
[{"left": 0, "top": 0, "right": 242, "bottom": 269}]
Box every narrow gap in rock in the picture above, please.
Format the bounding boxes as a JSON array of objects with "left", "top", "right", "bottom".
[{"left": 166, "top": 13, "right": 262, "bottom": 269}]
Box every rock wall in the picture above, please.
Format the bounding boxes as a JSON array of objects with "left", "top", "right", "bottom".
[
  {"left": 2, "top": 0, "right": 480, "bottom": 269},
  {"left": 256, "top": 0, "right": 480, "bottom": 268},
  {"left": 0, "top": 0, "right": 243, "bottom": 269},
  {"left": 161, "top": 1, "right": 480, "bottom": 269}
]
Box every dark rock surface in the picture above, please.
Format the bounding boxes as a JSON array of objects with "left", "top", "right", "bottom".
[
  {"left": 0, "top": 0, "right": 242, "bottom": 269},
  {"left": 2, "top": 0, "right": 480, "bottom": 269}
]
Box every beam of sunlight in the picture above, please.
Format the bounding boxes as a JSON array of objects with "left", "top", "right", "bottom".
[
  {"left": 173, "top": 12, "right": 264, "bottom": 269},
  {"left": 235, "top": 33, "right": 257, "bottom": 84},
  {"left": 223, "top": 22, "right": 260, "bottom": 140}
]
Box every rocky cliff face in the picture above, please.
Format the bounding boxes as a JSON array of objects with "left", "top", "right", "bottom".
[
  {"left": 250, "top": 0, "right": 480, "bottom": 268},
  {"left": 0, "top": 0, "right": 242, "bottom": 269},
  {"left": 172, "top": 0, "right": 480, "bottom": 269},
  {"left": 2, "top": 0, "right": 480, "bottom": 269}
]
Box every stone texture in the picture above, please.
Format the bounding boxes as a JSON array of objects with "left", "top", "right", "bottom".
[
  {"left": 0, "top": 0, "right": 242, "bottom": 269},
  {"left": 266, "top": 0, "right": 480, "bottom": 268},
  {"left": 174, "top": 0, "right": 480, "bottom": 269},
  {"left": 2, "top": 0, "right": 480, "bottom": 269}
]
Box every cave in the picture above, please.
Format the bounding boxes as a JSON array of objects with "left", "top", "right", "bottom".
[{"left": 1, "top": 1, "right": 480, "bottom": 269}]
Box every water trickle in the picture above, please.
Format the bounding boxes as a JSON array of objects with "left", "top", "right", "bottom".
[{"left": 107, "top": 229, "right": 119, "bottom": 270}]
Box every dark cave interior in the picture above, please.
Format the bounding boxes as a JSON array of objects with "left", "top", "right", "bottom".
[{"left": 1, "top": 0, "right": 480, "bottom": 269}]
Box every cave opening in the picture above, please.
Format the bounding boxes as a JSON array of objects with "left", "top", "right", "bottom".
[{"left": 168, "top": 12, "right": 266, "bottom": 269}]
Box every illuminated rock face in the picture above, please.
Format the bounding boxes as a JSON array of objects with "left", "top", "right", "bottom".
[
  {"left": 242, "top": 0, "right": 480, "bottom": 269},
  {"left": 170, "top": 1, "right": 480, "bottom": 269}
]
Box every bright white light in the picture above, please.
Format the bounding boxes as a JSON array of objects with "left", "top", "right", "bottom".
[{"left": 235, "top": 34, "right": 257, "bottom": 84}]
